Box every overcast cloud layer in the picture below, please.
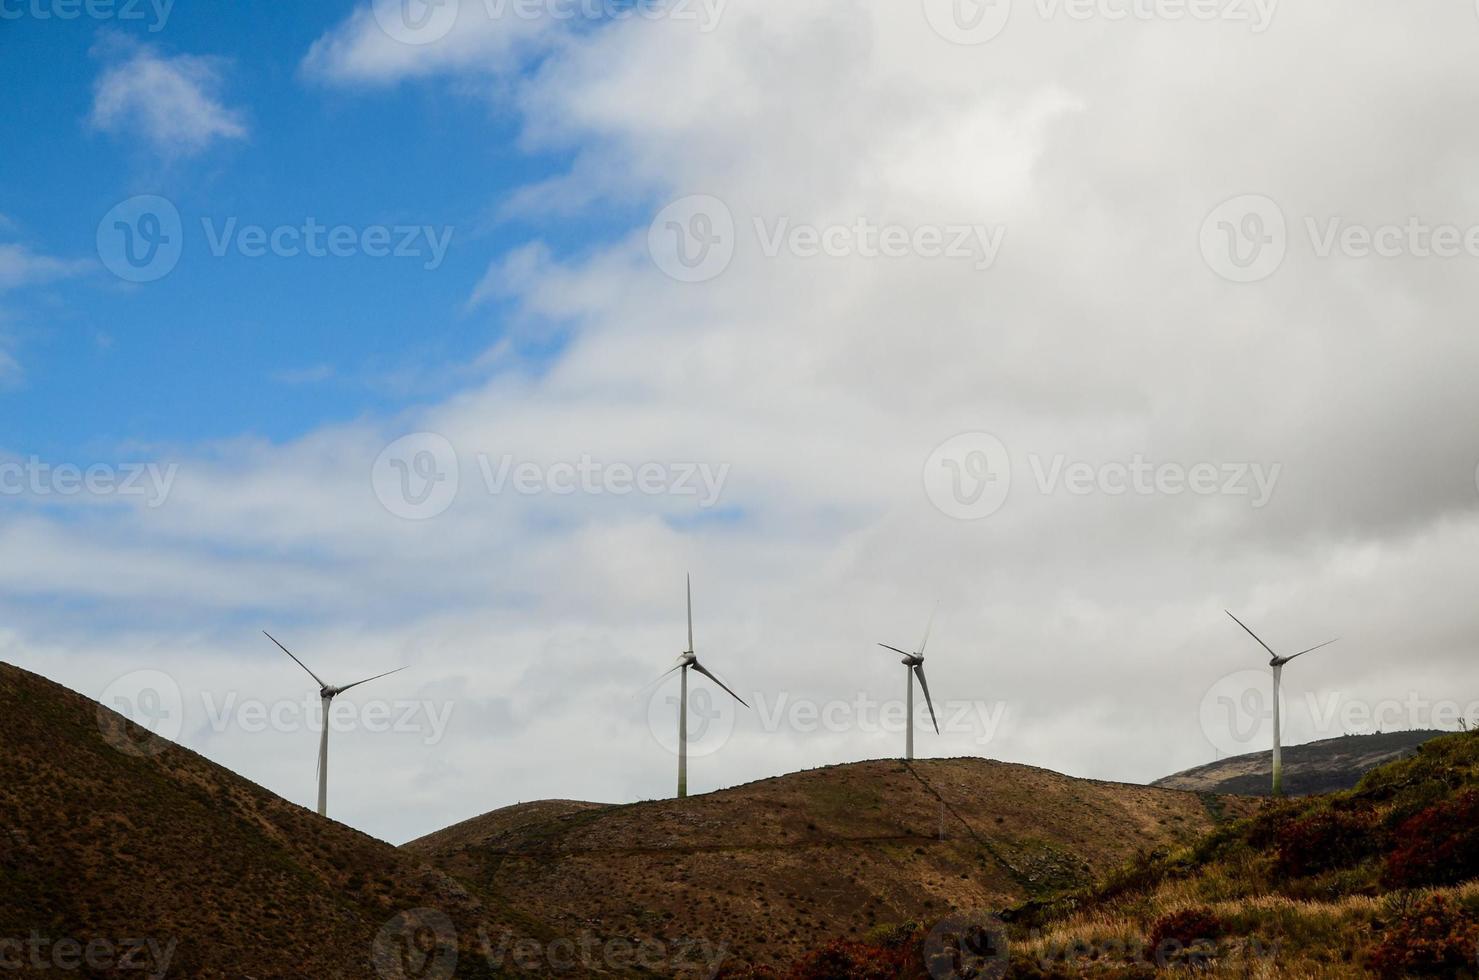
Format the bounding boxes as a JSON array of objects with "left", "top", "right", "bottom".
[{"left": 8, "top": 0, "right": 1479, "bottom": 844}]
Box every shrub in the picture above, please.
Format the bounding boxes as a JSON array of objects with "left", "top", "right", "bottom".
[
  {"left": 1147, "top": 907, "right": 1225, "bottom": 968},
  {"left": 783, "top": 939, "right": 908, "bottom": 980},
  {"left": 1385, "top": 790, "right": 1479, "bottom": 889},
  {"left": 1244, "top": 799, "right": 1307, "bottom": 849},
  {"left": 1368, "top": 894, "right": 1479, "bottom": 978},
  {"left": 1273, "top": 807, "right": 1382, "bottom": 878}
]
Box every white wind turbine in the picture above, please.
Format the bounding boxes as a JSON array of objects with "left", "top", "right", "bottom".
[
  {"left": 263, "top": 631, "right": 406, "bottom": 817},
  {"left": 1225, "top": 611, "right": 1339, "bottom": 797},
  {"left": 878, "top": 605, "right": 941, "bottom": 760},
  {"left": 653, "top": 575, "right": 750, "bottom": 798}
]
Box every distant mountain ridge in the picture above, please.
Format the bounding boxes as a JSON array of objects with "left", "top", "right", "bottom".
[{"left": 1153, "top": 729, "right": 1447, "bottom": 796}]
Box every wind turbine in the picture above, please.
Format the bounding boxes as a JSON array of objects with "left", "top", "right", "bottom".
[
  {"left": 654, "top": 575, "right": 749, "bottom": 798},
  {"left": 878, "top": 605, "right": 941, "bottom": 760},
  {"left": 1225, "top": 611, "right": 1338, "bottom": 797},
  {"left": 263, "top": 631, "right": 406, "bottom": 818}
]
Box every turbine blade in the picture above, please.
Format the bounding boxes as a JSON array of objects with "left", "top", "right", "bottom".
[
  {"left": 691, "top": 661, "right": 749, "bottom": 709},
  {"left": 635, "top": 663, "right": 684, "bottom": 700},
  {"left": 264, "top": 631, "right": 327, "bottom": 688},
  {"left": 913, "top": 664, "right": 940, "bottom": 734},
  {"left": 336, "top": 666, "right": 407, "bottom": 694},
  {"left": 878, "top": 643, "right": 911, "bottom": 657},
  {"left": 918, "top": 602, "right": 939, "bottom": 656},
  {"left": 1225, "top": 611, "right": 1279, "bottom": 660},
  {"left": 1286, "top": 637, "right": 1340, "bottom": 662},
  {"left": 686, "top": 573, "right": 694, "bottom": 653}
]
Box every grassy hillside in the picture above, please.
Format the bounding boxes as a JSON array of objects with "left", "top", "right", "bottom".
[
  {"left": 1012, "top": 726, "right": 1479, "bottom": 976},
  {"left": 1154, "top": 730, "right": 1447, "bottom": 797},
  {"left": 757, "top": 728, "right": 1479, "bottom": 978},
  {"left": 405, "top": 758, "right": 1252, "bottom": 972},
  {"left": 0, "top": 662, "right": 541, "bottom": 979}
]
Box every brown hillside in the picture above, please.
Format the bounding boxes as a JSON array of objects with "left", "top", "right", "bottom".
[
  {"left": 405, "top": 758, "right": 1255, "bottom": 972},
  {"left": 0, "top": 662, "right": 537, "bottom": 979}
]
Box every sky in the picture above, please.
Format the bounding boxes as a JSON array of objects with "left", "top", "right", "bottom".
[{"left": 3, "top": 0, "right": 1479, "bottom": 845}]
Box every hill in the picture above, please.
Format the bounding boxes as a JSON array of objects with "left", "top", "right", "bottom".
[
  {"left": 404, "top": 758, "right": 1255, "bottom": 972},
  {"left": 1153, "top": 730, "right": 1447, "bottom": 797},
  {"left": 0, "top": 662, "right": 539, "bottom": 979},
  {"left": 763, "top": 728, "right": 1479, "bottom": 978}
]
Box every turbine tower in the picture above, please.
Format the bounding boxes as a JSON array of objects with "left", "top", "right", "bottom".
[
  {"left": 1225, "top": 611, "right": 1338, "bottom": 797},
  {"left": 263, "top": 631, "right": 406, "bottom": 817},
  {"left": 878, "top": 605, "right": 941, "bottom": 760},
  {"left": 654, "top": 575, "right": 749, "bottom": 798}
]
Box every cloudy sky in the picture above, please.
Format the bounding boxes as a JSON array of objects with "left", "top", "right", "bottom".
[{"left": 4, "top": 0, "right": 1478, "bottom": 844}]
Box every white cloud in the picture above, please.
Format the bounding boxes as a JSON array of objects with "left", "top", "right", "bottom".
[
  {"left": 89, "top": 40, "right": 247, "bottom": 157},
  {"left": 0, "top": 348, "right": 19, "bottom": 389},
  {"left": 0, "top": 243, "right": 90, "bottom": 292},
  {"left": 10, "top": 1, "right": 1479, "bottom": 844}
]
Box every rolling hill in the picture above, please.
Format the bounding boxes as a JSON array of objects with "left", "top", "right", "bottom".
[
  {"left": 1153, "top": 730, "right": 1447, "bottom": 797},
  {"left": 404, "top": 759, "right": 1255, "bottom": 972},
  {"left": 0, "top": 662, "right": 537, "bottom": 979}
]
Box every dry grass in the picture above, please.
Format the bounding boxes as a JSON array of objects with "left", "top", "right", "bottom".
[{"left": 405, "top": 757, "right": 1245, "bottom": 971}]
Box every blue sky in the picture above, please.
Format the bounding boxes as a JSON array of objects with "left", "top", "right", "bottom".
[
  {"left": 0, "top": 3, "right": 600, "bottom": 459},
  {"left": 4, "top": 1, "right": 1478, "bottom": 842}
]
